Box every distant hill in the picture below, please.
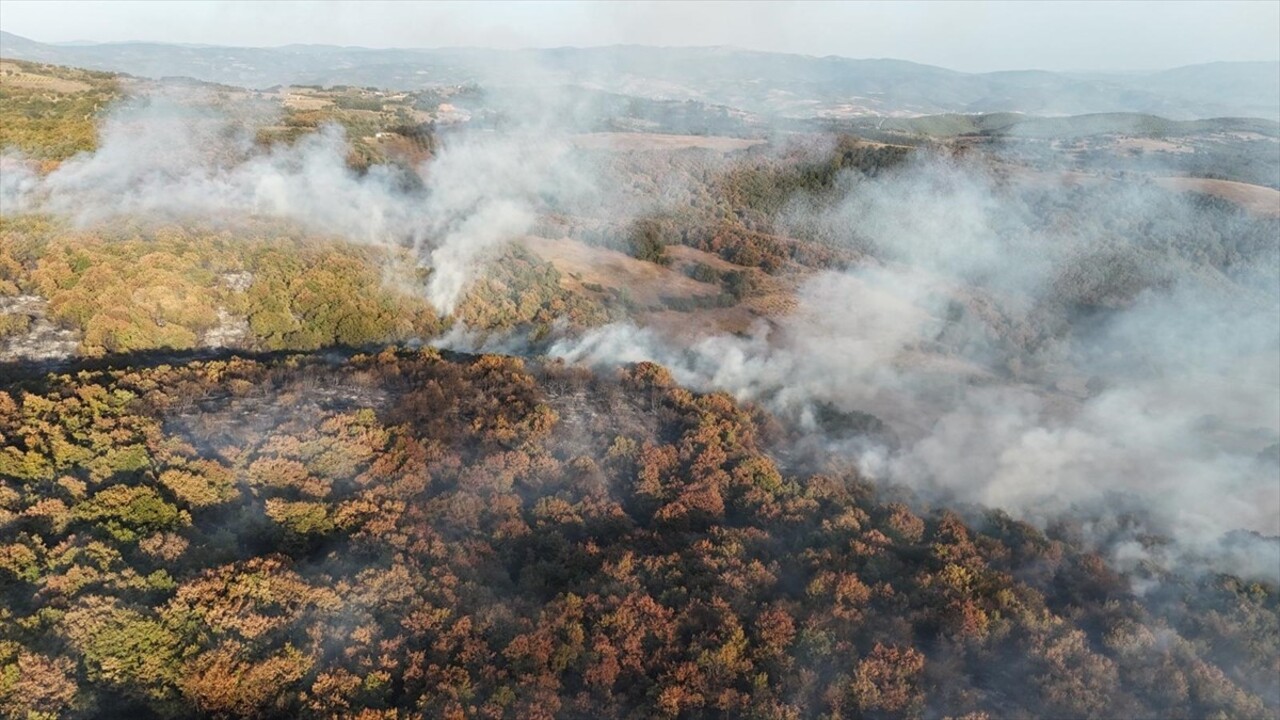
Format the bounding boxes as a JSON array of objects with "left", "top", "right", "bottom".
[
  {"left": 1126, "top": 62, "right": 1280, "bottom": 120},
  {"left": 858, "top": 112, "right": 1280, "bottom": 139},
  {"left": 1, "top": 31, "right": 1276, "bottom": 120}
]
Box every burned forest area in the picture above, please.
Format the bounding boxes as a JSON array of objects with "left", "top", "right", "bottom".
[{"left": 1, "top": 15, "right": 1279, "bottom": 720}]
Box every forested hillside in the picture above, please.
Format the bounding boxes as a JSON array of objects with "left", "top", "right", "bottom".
[
  {"left": 0, "top": 351, "right": 1275, "bottom": 719},
  {"left": 0, "top": 58, "right": 119, "bottom": 162},
  {"left": 4, "top": 31, "right": 1278, "bottom": 119},
  {"left": 1, "top": 52, "right": 1277, "bottom": 720}
]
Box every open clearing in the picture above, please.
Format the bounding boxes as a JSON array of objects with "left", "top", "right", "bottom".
[
  {"left": 0, "top": 61, "right": 92, "bottom": 92},
  {"left": 1155, "top": 177, "right": 1280, "bottom": 217},
  {"left": 521, "top": 235, "right": 722, "bottom": 308},
  {"left": 280, "top": 91, "right": 334, "bottom": 110}
]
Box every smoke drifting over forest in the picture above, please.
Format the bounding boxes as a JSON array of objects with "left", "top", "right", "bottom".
[
  {"left": 4, "top": 10, "right": 1280, "bottom": 711},
  {"left": 0, "top": 93, "right": 598, "bottom": 314},
  {"left": 3, "top": 77, "right": 1278, "bottom": 587}
]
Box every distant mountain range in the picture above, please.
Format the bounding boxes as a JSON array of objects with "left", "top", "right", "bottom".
[{"left": 2, "top": 30, "right": 1277, "bottom": 120}]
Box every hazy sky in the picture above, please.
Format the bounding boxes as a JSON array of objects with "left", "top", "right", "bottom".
[{"left": 0, "top": 0, "right": 1276, "bottom": 72}]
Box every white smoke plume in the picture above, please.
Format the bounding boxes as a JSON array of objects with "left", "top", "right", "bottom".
[
  {"left": 3, "top": 89, "right": 601, "bottom": 315},
  {"left": 16, "top": 95, "right": 418, "bottom": 242},
  {"left": 550, "top": 153, "right": 1280, "bottom": 580},
  {"left": 3, "top": 83, "right": 1275, "bottom": 582},
  {"left": 413, "top": 133, "right": 595, "bottom": 313},
  {"left": 0, "top": 151, "right": 40, "bottom": 215}
]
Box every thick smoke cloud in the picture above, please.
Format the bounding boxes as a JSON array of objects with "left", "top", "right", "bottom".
[
  {"left": 1, "top": 90, "right": 599, "bottom": 314},
  {"left": 551, "top": 155, "right": 1280, "bottom": 580},
  {"left": 413, "top": 134, "right": 594, "bottom": 312},
  {"left": 20, "top": 96, "right": 415, "bottom": 241}
]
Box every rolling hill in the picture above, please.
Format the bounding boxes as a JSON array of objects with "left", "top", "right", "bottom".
[{"left": 2, "top": 30, "right": 1276, "bottom": 120}]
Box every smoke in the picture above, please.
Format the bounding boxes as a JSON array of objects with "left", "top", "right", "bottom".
[
  {"left": 3, "top": 89, "right": 603, "bottom": 315},
  {"left": 550, "top": 267, "right": 943, "bottom": 418},
  {"left": 413, "top": 133, "right": 594, "bottom": 313},
  {"left": 0, "top": 151, "right": 40, "bottom": 215},
  {"left": 787, "top": 158, "right": 1054, "bottom": 294},
  {"left": 550, "top": 152, "right": 1280, "bottom": 580},
  {"left": 16, "top": 96, "right": 419, "bottom": 242},
  {"left": 3, "top": 79, "right": 1276, "bottom": 583}
]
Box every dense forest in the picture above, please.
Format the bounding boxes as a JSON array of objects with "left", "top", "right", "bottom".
[
  {"left": 2, "top": 55, "right": 1278, "bottom": 720},
  {"left": 0, "top": 136, "right": 919, "bottom": 362},
  {"left": 0, "top": 59, "right": 120, "bottom": 163},
  {"left": 0, "top": 217, "right": 624, "bottom": 359},
  {"left": 0, "top": 350, "right": 1276, "bottom": 719}
]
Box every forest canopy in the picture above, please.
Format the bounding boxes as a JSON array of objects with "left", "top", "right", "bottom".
[
  {"left": 0, "top": 351, "right": 1275, "bottom": 719},
  {"left": 1, "top": 52, "right": 1277, "bottom": 720}
]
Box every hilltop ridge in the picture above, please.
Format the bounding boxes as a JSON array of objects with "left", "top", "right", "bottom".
[{"left": 2, "top": 30, "right": 1277, "bottom": 119}]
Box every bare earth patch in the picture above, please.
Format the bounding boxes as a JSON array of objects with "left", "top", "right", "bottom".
[
  {"left": 520, "top": 234, "right": 809, "bottom": 337},
  {"left": 665, "top": 244, "right": 741, "bottom": 272},
  {"left": 1111, "top": 137, "right": 1194, "bottom": 154},
  {"left": 0, "top": 62, "right": 92, "bottom": 93},
  {"left": 280, "top": 91, "right": 334, "bottom": 111},
  {"left": 1155, "top": 177, "right": 1280, "bottom": 217},
  {"left": 520, "top": 235, "right": 722, "bottom": 308},
  {"left": 0, "top": 295, "right": 81, "bottom": 363}
]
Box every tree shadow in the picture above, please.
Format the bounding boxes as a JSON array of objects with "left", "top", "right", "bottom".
[{"left": 0, "top": 342, "right": 486, "bottom": 389}]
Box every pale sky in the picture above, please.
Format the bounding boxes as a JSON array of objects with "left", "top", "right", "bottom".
[{"left": 0, "top": 0, "right": 1276, "bottom": 73}]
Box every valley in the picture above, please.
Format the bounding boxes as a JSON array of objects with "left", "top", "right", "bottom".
[{"left": 0, "top": 20, "right": 1277, "bottom": 719}]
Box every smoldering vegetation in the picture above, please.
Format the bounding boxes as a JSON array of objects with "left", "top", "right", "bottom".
[
  {"left": 0, "top": 90, "right": 598, "bottom": 316},
  {"left": 1, "top": 349, "right": 1278, "bottom": 718},
  {"left": 1, "top": 66, "right": 1278, "bottom": 718},
  {"left": 551, "top": 150, "right": 1280, "bottom": 579},
  {"left": 4, "top": 81, "right": 1278, "bottom": 582}
]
